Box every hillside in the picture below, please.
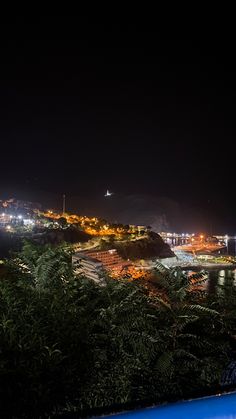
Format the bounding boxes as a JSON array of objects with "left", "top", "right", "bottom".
[
  {"left": 0, "top": 226, "right": 91, "bottom": 258},
  {"left": 31, "top": 225, "right": 91, "bottom": 245},
  {"left": 0, "top": 232, "right": 22, "bottom": 258},
  {"left": 1, "top": 206, "right": 174, "bottom": 260},
  {"left": 101, "top": 232, "right": 174, "bottom": 260}
]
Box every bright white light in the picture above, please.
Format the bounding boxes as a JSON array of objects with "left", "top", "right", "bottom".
[
  {"left": 6, "top": 225, "right": 11, "bottom": 230},
  {"left": 105, "top": 189, "right": 113, "bottom": 197},
  {"left": 2, "top": 212, "right": 5, "bottom": 216},
  {"left": 18, "top": 215, "right": 22, "bottom": 219},
  {"left": 10, "top": 215, "right": 13, "bottom": 219},
  {"left": 23, "top": 219, "right": 34, "bottom": 225}
]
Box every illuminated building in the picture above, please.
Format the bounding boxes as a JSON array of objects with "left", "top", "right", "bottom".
[
  {"left": 83, "top": 249, "right": 130, "bottom": 272},
  {"left": 73, "top": 249, "right": 132, "bottom": 281},
  {"left": 0, "top": 213, "right": 11, "bottom": 225},
  {"left": 129, "top": 225, "right": 148, "bottom": 233},
  {"left": 72, "top": 253, "right": 104, "bottom": 283}
]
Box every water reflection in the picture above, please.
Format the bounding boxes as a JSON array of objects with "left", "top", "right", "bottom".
[
  {"left": 188, "top": 238, "right": 236, "bottom": 293},
  {"left": 218, "top": 270, "right": 225, "bottom": 286},
  {"left": 206, "top": 268, "right": 236, "bottom": 294},
  {"left": 166, "top": 237, "right": 190, "bottom": 246}
]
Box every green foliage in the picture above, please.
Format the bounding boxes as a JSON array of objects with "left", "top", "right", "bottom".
[
  {"left": 57, "top": 217, "right": 67, "bottom": 227},
  {"left": 0, "top": 245, "right": 232, "bottom": 417},
  {"left": 101, "top": 232, "right": 174, "bottom": 260}
]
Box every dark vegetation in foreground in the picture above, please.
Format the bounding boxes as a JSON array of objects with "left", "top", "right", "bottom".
[{"left": 0, "top": 242, "right": 235, "bottom": 418}]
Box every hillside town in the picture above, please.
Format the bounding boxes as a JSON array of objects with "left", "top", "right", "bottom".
[{"left": 1, "top": 198, "right": 235, "bottom": 285}]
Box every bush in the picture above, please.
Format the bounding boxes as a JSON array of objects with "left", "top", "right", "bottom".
[{"left": 0, "top": 243, "right": 232, "bottom": 417}]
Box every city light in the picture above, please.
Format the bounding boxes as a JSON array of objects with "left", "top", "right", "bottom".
[{"left": 23, "top": 219, "right": 35, "bottom": 225}]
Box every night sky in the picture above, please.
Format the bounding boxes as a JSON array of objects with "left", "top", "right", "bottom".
[{"left": 1, "top": 18, "right": 235, "bottom": 233}]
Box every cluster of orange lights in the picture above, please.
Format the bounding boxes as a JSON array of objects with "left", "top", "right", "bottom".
[
  {"left": 41, "top": 211, "right": 130, "bottom": 237},
  {"left": 111, "top": 266, "right": 149, "bottom": 280},
  {"left": 191, "top": 235, "right": 204, "bottom": 242}
]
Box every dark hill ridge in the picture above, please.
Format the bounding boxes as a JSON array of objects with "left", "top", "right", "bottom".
[
  {"left": 0, "top": 227, "right": 91, "bottom": 258},
  {"left": 31, "top": 229, "right": 173, "bottom": 259},
  {"left": 32, "top": 226, "right": 91, "bottom": 245},
  {"left": 0, "top": 232, "right": 22, "bottom": 258},
  {"left": 101, "top": 232, "right": 174, "bottom": 260},
  {"left": 0, "top": 228, "right": 173, "bottom": 260}
]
